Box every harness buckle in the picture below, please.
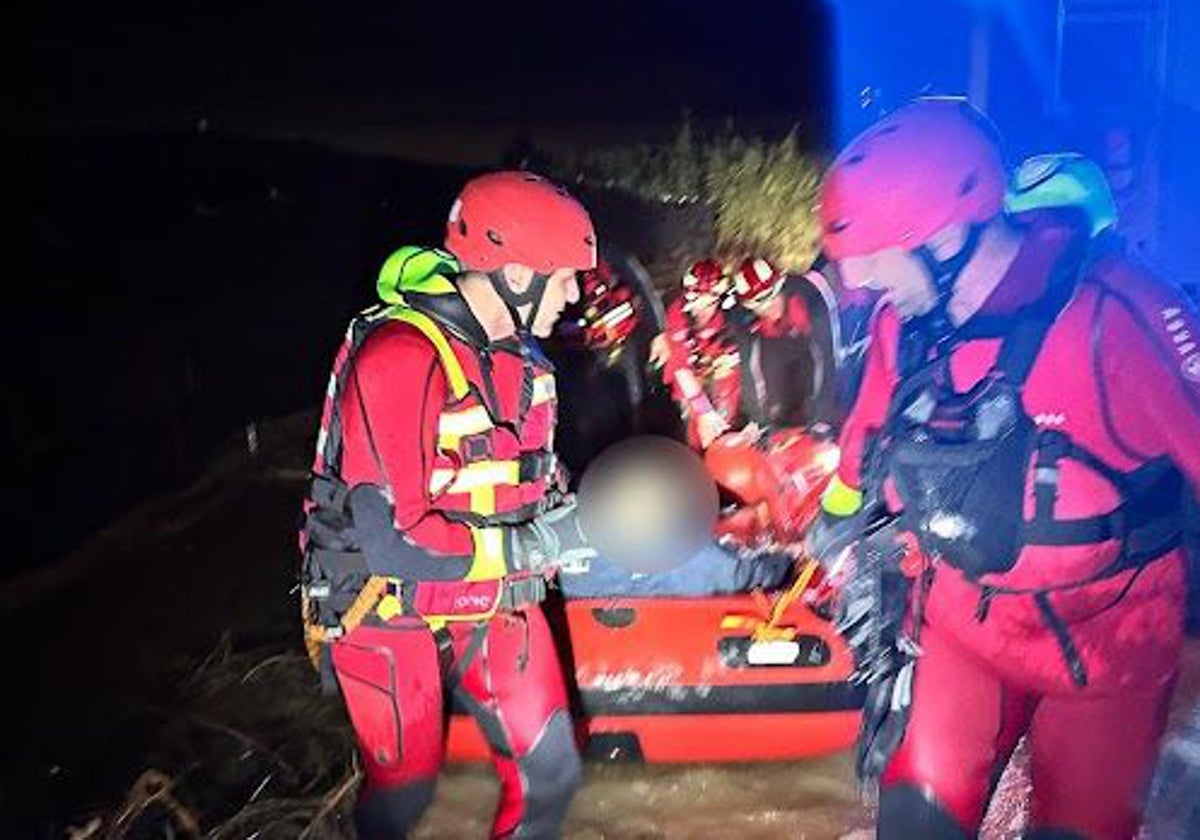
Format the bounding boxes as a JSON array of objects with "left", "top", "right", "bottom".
[
  {"left": 1036, "top": 429, "right": 1072, "bottom": 465},
  {"left": 518, "top": 450, "right": 556, "bottom": 483},
  {"left": 463, "top": 434, "right": 493, "bottom": 461},
  {"left": 499, "top": 574, "right": 548, "bottom": 610},
  {"left": 1034, "top": 465, "right": 1060, "bottom": 487}
]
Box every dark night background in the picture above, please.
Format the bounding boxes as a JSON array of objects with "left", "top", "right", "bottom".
[
  {"left": 4, "top": 1, "right": 1199, "bottom": 834},
  {"left": 7, "top": 1, "right": 831, "bottom": 580},
  {"left": 10, "top": 0, "right": 1197, "bottom": 579},
  {"left": 6, "top": 4, "right": 838, "bottom": 830}
]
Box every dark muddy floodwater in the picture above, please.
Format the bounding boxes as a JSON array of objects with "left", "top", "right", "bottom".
[{"left": 419, "top": 758, "right": 869, "bottom": 839}]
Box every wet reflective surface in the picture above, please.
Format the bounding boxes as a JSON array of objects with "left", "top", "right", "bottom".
[{"left": 419, "top": 756, "right": 870, "bottom": 840}]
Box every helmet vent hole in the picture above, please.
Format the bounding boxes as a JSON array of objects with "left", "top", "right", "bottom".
[
  {"left": 584, "top": 235, "right": 595, "bottom": 247},
  {"left": 486, "top": 229, "right": 504, "bottom": 246},
  {"left": 845, "top": 153, "right": 866, "bottom": 166},
  {"left": 458, "top": 220, "right": 468, "bottom": 237},
  {"left": 829, "top": 220, "right": 850, "bottom": 234},
  {"left": 876, "top": 124, "right": 900, "bottom": 135},
  {"left": 959, "top": 172, "right": 979, "bottom": 197}
]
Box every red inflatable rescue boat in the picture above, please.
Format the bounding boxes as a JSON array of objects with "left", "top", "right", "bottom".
[
  {"left": 449, "top": 427, "right": 861, "bottom": 763},
  {"left": 447, "top": 590, "right": 861, "bottom": 763}
]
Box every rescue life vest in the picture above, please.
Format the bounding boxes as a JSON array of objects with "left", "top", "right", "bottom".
[
  {"left": 300, "top": 289, "right": 559, "bottom": 675},
  {"left": 875, "top": 272, "right": 1184, "bottom": 687}
]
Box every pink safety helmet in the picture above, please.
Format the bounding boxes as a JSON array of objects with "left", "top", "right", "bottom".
[{"left": 820, "top": 98, "right": 1007, "bottom": 261}]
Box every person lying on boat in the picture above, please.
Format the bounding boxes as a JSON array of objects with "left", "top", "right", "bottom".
[
  {"left": 523, "top": 436, "right": 795, "bottom": 599},
  {"left": 555, "top": 534, "right": 793, "bottom": 599}
]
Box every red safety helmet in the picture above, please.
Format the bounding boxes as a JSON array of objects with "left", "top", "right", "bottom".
[
  {"left": 445, "top": 171, "right": 597, "bottom": 273},
  {"left": 733, "top": 257, "right": 784, "bottom": 306},
  {"left": 682, "top": 258, "right": 728, "bottom": 300},
  {"left": 819, "top": 98, "right": 1007, "bottom": 261}
]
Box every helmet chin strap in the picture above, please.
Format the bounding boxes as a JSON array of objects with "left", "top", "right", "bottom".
[
  {"left": 487, "top": 269, "right": 551, "bottom": 334},
  {"left": 913, "top": 222, "right": 985, "bottom": 339}
]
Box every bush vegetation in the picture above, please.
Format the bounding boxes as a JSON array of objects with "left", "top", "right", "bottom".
[{"left": 559, "top": 116, "right": 827, "bottom": 272}]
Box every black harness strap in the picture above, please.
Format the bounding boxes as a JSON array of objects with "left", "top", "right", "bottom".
[
  {"left": 487, "top": 268, "right": 550, "bottom": 333},
  {"left": 1035, "top": 592, "right": 1090, "bottom": 688},
  {"left": 881, "top": 243, "right": 1188, "bottom": 688},
  {"left": 440, "top": 622, "right": 490, "bottom": 691},
  {"left": 442, "top": 500, "right": 549, "bottom": 528}
]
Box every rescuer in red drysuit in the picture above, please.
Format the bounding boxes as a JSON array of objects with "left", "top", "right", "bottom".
[
  {"left": 810, "top": 98, "right": 1200, "bottom": 840},
  {"left": 300, "top": 172, "right": 597, "bottom": 839},
  {"left": 651, "top": 259, "right": 743, "bottom": 449},
  {"left": 730, "top": 256, "right": 840, "bottom": 431}
]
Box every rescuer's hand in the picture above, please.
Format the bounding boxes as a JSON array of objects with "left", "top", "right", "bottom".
[
  {"left": 508, "top": 498, "right": 597, "bottom": 575},
  {"left": 803, "top": 509, "right": 861, "bottom": 571},
  {"left": 697, "top": 412, "right": 731, "bottom": 449},
  {"left": 649, "top": 332, "right": 670, "bottom": 369}
]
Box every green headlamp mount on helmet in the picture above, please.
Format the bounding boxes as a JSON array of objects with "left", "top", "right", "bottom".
[{"left": 1006, "top": 153, "right": 1118, "bottom": 239}]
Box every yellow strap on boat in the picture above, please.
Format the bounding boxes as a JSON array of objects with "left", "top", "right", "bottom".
[{"left": 751, "top": 557, "right": 820, "bottom": 643}]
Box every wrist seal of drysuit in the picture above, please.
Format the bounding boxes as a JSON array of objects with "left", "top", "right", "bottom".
[{"left": 822, "top": 474, "right": 864, "bottom": 517}]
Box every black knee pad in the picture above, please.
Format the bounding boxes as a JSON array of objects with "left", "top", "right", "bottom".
[
  {"left": 513, "top": 710, "right": 582, "bottom": 837},
  {"left": 355, "top": 779, "right": 436, "bottom": 840},
  {"left": 878, "top": 784, "right": 970, "bottom": 840}
]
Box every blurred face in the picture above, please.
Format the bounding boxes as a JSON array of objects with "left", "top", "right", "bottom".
[
  {"left": 838, "top": 247, "right": 936, "bottom": 319},
  {"left": 504, "top": 265, "right": 580, "bottom": 338},
  {"left": 746, "top": 291, "right": 784, "bottom": 321},
  {"left": 684, "top": 293, "right": 721, "bottom": 323},
  {"left": 837, "top": 224, "right": 969, "bottom": 320}
]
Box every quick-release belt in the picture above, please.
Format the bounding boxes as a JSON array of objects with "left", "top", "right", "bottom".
[{"left": 375, "top": 572, "right": 549, "bottom": 624}]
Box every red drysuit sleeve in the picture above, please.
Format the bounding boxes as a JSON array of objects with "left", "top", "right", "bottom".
[
  {"left": 340, "top": 322, "right": 475, "bottom": 557},
  {"left": 661, "top": 298, "right": 695, "bottom": 399}
]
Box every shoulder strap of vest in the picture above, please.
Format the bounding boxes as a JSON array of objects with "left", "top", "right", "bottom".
[
  {"left": 993, "top": 314, "right": 1057, "bottom": 386},
  {"left": 897, "top": 317, "right": 935, "bottom": 379},
  {"left": 387, "top": 305, "right": 470, "bottom": 400},
  {"left": 994, "top": 232, "right": 1091, "bottom": 386}
]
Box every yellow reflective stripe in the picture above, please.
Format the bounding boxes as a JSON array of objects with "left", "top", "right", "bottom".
[
  {"left": 429, "top": 460, "right": 521, "bottom": 494},
  {"left": 466, "top": 481, "right": 508, "bottom": 582},
  {"left": 438, "top": 405, "right": 491, "bottom": 435},
  {"left": 437, "top": 405, "right": 493, "bottom": 450},
  {"left": 822, "top": 474, "right": 864, "bottom": 517},
  {"left": 531, "top": 374, "right": 556, "bottom": 405},
  {"left": 468, "top": 527, "right": 508, "bottom": 582},
  {"left": 387, "top": 306, "right": 470, "bottom": 400}
]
